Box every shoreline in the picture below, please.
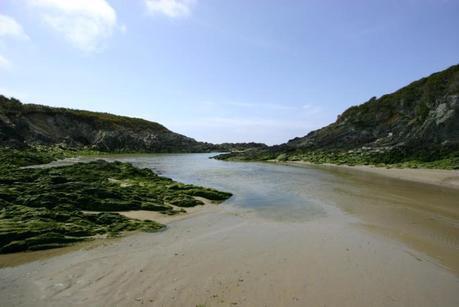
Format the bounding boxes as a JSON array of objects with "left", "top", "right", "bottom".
[
  {"left": 1, "top": 205, "right": 458, "bottom": 306},
  {"left": 0, "top": 199, "right": 222, "bottom": 268},
  {"left": 278, "top": 160, "right": 459, "bottom": 190},
  {"left": 1, "top": 155, "right": 458, "bottom": 306},
  {"left": 116, "top": 197, "right": 222, "bottom": 224}
]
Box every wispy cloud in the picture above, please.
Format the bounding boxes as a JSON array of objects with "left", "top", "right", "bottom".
[
  {"left": 0, "top": 54, "right": 12, "bottom": 70},
  {"left": 166, "top": 115, "right": 328, "bottom": 145},
  {"left": 120, "top": 24, "right": 127, "bottom": 34},
  {"left": 224, "top": 101, "right": 297, "bottom": 111},
  {"left": 163, "top": 100, "right": 329, "bottom": 144},
  {"left": 302, "top": 104, "right": 322, "bottom": 114},
  {"left": 0, "top": 14, "right": 29, "bottom": 40},
  {"left": 174, "top": 116, "right": 312, "bottom": 129},
  {"left": 28, "top": 0, "right": 118, "bottom": 53},
  {"left": 144, "top": 0, "right": 196, "bottom": 18},
  {"left": 201, "top": 100, "right": 321, "bottom": 112},
  {"left": 0, "top": 14, "right": 29, "bottom": 70}
]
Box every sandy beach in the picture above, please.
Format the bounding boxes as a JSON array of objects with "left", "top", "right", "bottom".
[
  {"left": 117, "top": 197, "right": 222, "bottom": 224},
  {"left": 1, "top": 202, "right": 458, "bottom": 306},
  {"left": 2, "top": 2, "right": 458, "bottom": 306},
  {"left": 283, "top": 161, "right": 459, "bottom": 190},
  {"left": 1, "top": 158, "right": 458, "bottom": 307}
]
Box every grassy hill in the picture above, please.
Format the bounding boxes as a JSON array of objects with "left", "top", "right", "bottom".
[
  {"left": 0, "top": 96, "right": 214, "bottom": 152},
  {"left": 216, "top": 64, "right": 459, "bottom": 169}
]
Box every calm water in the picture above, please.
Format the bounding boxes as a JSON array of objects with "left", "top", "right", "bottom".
[
  {"left": 81, "top": 153, "right": 348, "bottom": 221},
  {"left": 73, "top": 153, "right": 458, "bottom": 221},
  {"left": 90, "top": 153, "right": 459, "bottom": 271},
  {"left": 37, "top": 153, "right": 459, "bottom": 271}
]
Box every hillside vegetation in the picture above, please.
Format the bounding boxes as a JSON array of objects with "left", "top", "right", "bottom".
[
  {"left": 0, "top": 96, "right": 216, "bottom": 152},
  {"left": 216, "top": 64, "right": 459, "bottom": 169},
  {"left": 0, "top": 96, "right": 267, "bottom": 153}
]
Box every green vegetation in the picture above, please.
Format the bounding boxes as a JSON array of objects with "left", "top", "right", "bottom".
[
  {"left": 0, "top": 146, "right": 104, "bottom": 169},
  {"left": 337, "top": 64, "right": 459, "bottom": 132},
  {"left": 0, "top": 204, "right": 163, "bottom": 253},
  {"left": 215, "top": 64, "right": 459, "bottom": 169},
  {"left": 0, "top": 147, "right": 232, "bottom": 253},
  {"left": 215, "top": 147, "right": 459, "bottom": 169},
  {"left": 0, "top": 96, "right": 169, "bottom": 132},
  {"left": 279, "top": 150, "right": 459, "bottom": 169},
  {"left": 0, "top": 95, "right": 215, "bottom": 153},
  {"left": 1, "top": 95, "right": 269, "bottom": 153}
]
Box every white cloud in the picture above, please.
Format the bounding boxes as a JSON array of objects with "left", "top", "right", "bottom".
[
  {"left": 0, "top": 14, "right": 29, "bottom": 40},
  {"left": 0, "top": 54, "right": 12, "bottom": 70},
  {"left": 0, "top": 15, "right": 29, "bottom": 71},
  {"left": 144, "top": 0, "right": 196, "bottom": 18},
  {"left": 28, "top": 0, "right": 117, "bottom": 52}
]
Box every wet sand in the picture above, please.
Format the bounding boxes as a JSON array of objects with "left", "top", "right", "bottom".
[
  {"left": 281, "top": 161, "right": 459, "bottom": 273},
  {"left": 1, "top": 157, "right": 458, "bottom": 306},
  {"left": 117, "top": 197, "right": 221, "bottom": 224},
  {"left": 1, "top": 204, "right": 458, "bottom": 307},
  {"left": 284, "top": 161, "right": 459, "bottom": 189}
]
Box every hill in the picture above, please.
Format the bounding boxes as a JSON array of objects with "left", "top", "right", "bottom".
[
  {"left": 216, "top": 64, "right": 459, "bottom": 168},
  {"left": 0, "top": 96, "right": 215, "bottom": 152}
]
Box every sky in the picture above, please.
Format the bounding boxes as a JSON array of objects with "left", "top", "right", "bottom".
[{"left": 0, "top": 0, "right": 458, "bottom": 145}]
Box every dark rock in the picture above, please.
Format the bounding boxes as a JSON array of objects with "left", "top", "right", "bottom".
[
  {"left": 0, "top": 97, "right": 216, "bottom": 153},
  {"left": 216, "top": 64, "right": 459, "bottom": 167}
]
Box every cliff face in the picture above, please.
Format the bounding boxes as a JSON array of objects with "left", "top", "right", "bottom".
[
  {"left": 286, "top": 64, "right": 459, "bottom": 152},
  {"left": 0, "top": 96, "right": 213, "bottom": 152},
  {"left": 216, "top": 64, "right": 459, "bottom": 166}
]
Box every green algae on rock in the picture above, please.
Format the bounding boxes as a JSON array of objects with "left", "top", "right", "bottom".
[
  {"left": 0, "top": 202, "right": 164, "bottom": 253},
  {"left": 0, "top": 150, "right": 232, "bottom": 253}
]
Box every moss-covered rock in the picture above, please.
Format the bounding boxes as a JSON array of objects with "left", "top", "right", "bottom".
[{"left": 0, "top": 149, "right": 232, "bottom": 253}]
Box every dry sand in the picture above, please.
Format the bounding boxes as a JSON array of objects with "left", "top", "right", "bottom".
[{"left": 1, "top": 203, "right": 458, "bottom": 307}]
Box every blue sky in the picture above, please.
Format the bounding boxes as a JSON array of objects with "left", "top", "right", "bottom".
[{"left": 0, "top": 0, "right": 458, "bottom": 145}]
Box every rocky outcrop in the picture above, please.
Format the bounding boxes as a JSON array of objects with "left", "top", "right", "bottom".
[
  {"left": 0, "top": 96, "right": 215, "bottom": 152},
  {"left": 216, "top": 64, "right": 459, "bottom": 165},
  {"left": 287, "top": 64, "right": 459, "bottom": 152},
  {"left": 214, "top": 142, "right": 268, "bottom": 152}
]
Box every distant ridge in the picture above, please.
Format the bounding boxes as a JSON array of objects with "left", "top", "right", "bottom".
[{"left": 0, "top": 96, "right": 266, "bottom": 152}]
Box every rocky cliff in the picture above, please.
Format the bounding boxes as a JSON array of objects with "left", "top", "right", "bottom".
[
  {"left": 0, "top": 96, "right": 214, "bottom": 152},
  {"left": 216, "top": 64, "right": 459, "bottom": 167},
  {"left": 288, "top": 64, "right": 459, "bottom": 151}
]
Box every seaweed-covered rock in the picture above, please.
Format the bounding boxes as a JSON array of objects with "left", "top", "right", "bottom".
[
  {"left": 0, "top": 203, "right": 164, "bottom": 253},
  {"left": 166, "top": 195, "right": 204, "bottom": 208},
  {"left": 0, "top": 150, "right": 232, "bottom": 253}
]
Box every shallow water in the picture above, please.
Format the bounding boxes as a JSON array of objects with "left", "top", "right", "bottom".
[
  {"left": 3, "top": 153, "right": 458, "bottom": 306},
  {"left": 71, "top": 152, "right": 459, "bottom": 272},
  {"left": 78, "top": 153, "right": 348, "bottom": 221}
]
